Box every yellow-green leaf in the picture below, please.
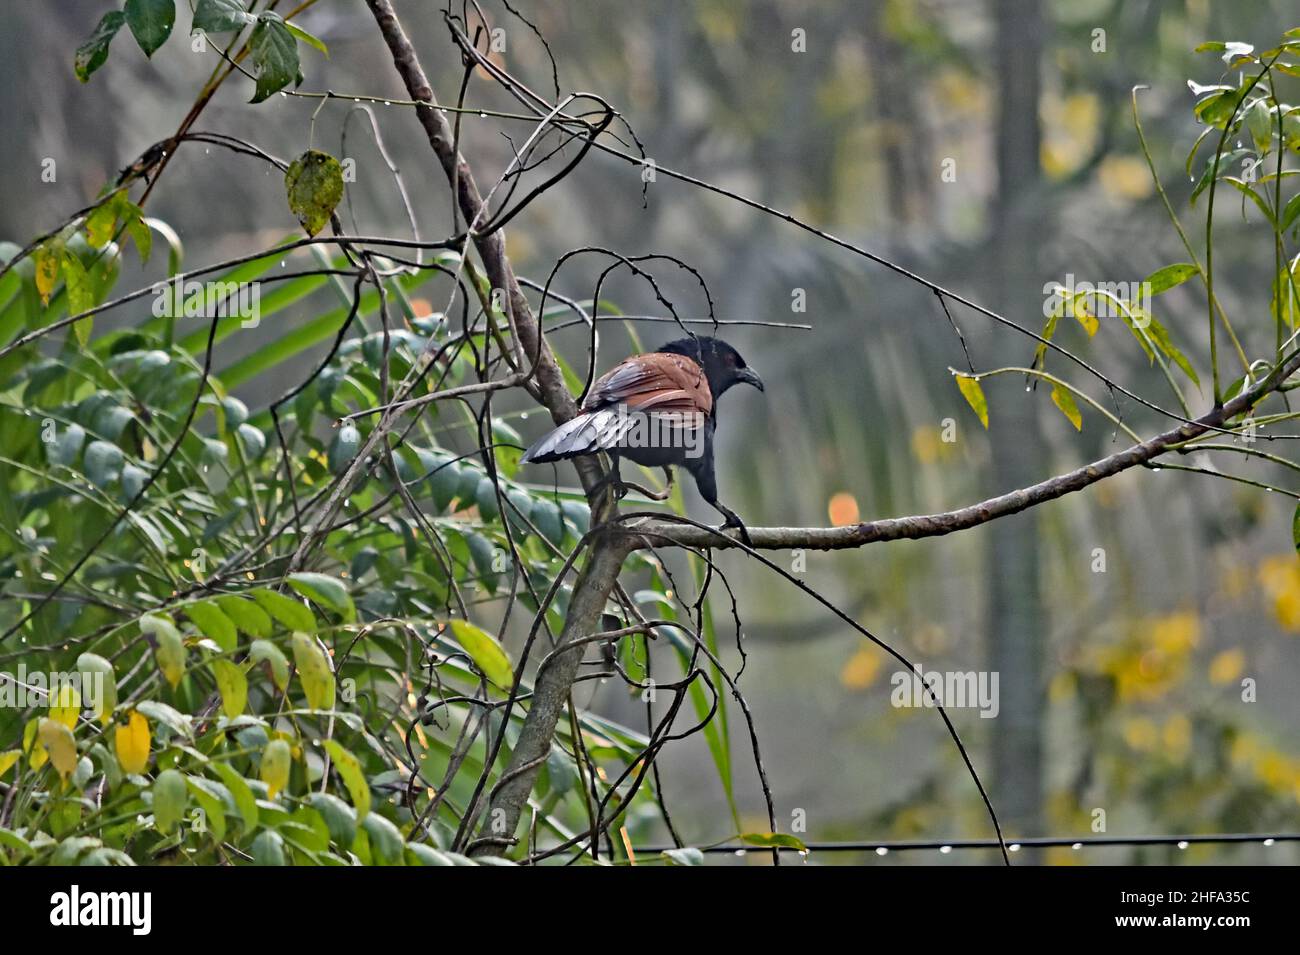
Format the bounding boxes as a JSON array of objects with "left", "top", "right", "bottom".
[
  {"left": 285, "top": 150, "right": 344, "bottom": 238},
  {"left": 38, "top": 718, "right": 78, "bottom": 780},
  {"left": 260, "top": 739, "right": 291, "bottom": 799},
  {"left": 249, "top": 639, "right": 290, "bottom": 691},
  {"left": 33, "top": 242, "right": 61, "bottom": 304},
  {"left": 115, "top": 710, "right": 150, "bottom": 775},
  {"left": 23, "top": 719, "right": 46, "bottom": 770},
  {"left": 48, "top": 683, "right": 81, "bottom": 730},
  {"left": 322, "top": 739, "right": 370, "bottom": 820},
  {"left": 62, "top": 252, "right": 94, "bottom": 346},
  {"left": 250, "top": 587, "right": 316, "bottom": 632},
  {"left": 1142, "top": 262, "right": 1199, "bottom": 296},
  {"left": 291, "top": 631, "right": 335, "bottom": 710},
  {"left": 210, "top": 659, "right": 248, "bottom": 718},
  {"left": 143, "top": 614, "right": 185, "bottom": 687},
  {"left": 449, "top": 619, "right": 514, "bottom": 689},
  {"left": 1064, "top": 291, "right": 1098, "bottom": 337},
  {"left": 953, "top": 373, "right": 989, "bottom": 429},
  {"left": 1050, "top": 384, "right": 1083, "bottom": 430}
]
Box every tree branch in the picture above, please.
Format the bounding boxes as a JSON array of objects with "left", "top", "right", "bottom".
[
  {"left": 365, "top": 0, "right": 613, "bottom": 855},
  {"left": 620, "top": 352, "right": 1300, "bottom": 551}
]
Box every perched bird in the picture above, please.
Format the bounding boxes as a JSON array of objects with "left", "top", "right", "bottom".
[{"left": 522, "top": 336, "right": 764, "bottom": 541}]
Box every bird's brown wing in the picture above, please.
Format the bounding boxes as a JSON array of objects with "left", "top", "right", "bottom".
[{"left": 582, "top": 352, "right": 713, "bottom": 416}]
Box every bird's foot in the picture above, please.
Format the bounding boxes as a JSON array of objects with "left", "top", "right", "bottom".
[
  {"left": 717, "top": 509, "right": 753, "bottom": 547},
  {"left": 589, "top": 471, "right": 631, "bottom": 501}
]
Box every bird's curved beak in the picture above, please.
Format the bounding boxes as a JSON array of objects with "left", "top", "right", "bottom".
[{"left": 737, "top": 367, "right": 764, "bottom": 392}]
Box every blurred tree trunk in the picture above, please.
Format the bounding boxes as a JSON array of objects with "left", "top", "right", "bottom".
[
  {"left": 865, "top": 0, "right": 931, "bottom": 226},
  {"left": 985, "top": 0, "right": 1046, "bottom": 845}
]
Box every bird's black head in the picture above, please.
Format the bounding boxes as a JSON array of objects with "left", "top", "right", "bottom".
[{"left": 658, "top": 336, "right": 764, "bottom": 397}]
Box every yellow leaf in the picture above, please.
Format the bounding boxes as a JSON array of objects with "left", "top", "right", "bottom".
[
  {"left": 115, "top": 710, "right": 151, "bottom": 775},
  {"left": 1067, "top": 292, "right": 1099, "bottom": 336},
  {"left": 23, "top": 718, "right": 47, "bottom": 770},
  {"left": 1209, "top": 648, "right": 1245, "bottom": 685},
  {"left": 33, "top": 242, "right": 61, "bottom": 304},
  {"left": 38, "top": 717, "right": 78, "bottom": 780},
  {"left": 48, "top": 683, "right": 81, "bottom": 730},
  {"left": 953, "top": 373, "right": 989, "bottom": 429},
  {"left": 839, "top": 645, "right": 882, "bottom": 690},
  {"left": 291, "top": 632, "right": 335, "bottom": 710},
  {"left": 1050, "top": 384, "right": 1083, "bottom": 430},
  {"left": 261, "top": 739, "right": 291, "bottom": 799},
  {"left": 0, "top": 750, "right": 20, "bottom": 778}
]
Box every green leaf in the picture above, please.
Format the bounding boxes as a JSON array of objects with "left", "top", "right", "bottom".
[
  {"left": 1049, "top": 384, "right": 1083, "bottom": 431},
  {"left": 323, "top": 740, "right": 371, "bottom": 820},
  {"left": 62, "top": 253, "right": 94, "bottom": 346},
  {"left": 250, "top": 587, "right": 316, "bottom": 632},
  {"left": 285, "top": 150, "right": 344, "bottom": 238},
  {"left": 361, "top": 814, "right": 404, "bottom": 865},
  {"left": 307, "top": 792, "right": 356, "bottom": 848},
  {"left": 135, "top": 700, "right": 192, "bottom": 739},
  {"left": 249, "top": 14, "right": 300, "bottom": 103},
  {"left": 740, "top": 832, "right": 808, "bottom": 851},
  {"left": 475, "top": 476, "right": 501, "bottom": 521},
  {"left": 210, "top": 660, "right": 248, "bottom": 718},
  {"left": 1282, "top": 192, "right": 1300, "bottom": 234},
  {"left": 186, "top": 777, "right": 228, "bottom": 844},
  {"left": 953, "top": 373, "right": 989, "bottom": 429},
  {"left": 327, "top": 422, "right": 360, "bottom": 473},
  {"left": 1143, "top": 263, "right": 1198, "bottom": 296},
  {"left": 47, "top": 422, "right": 85, "bottom": 468},
  {"left": 285, "top": 22, "right": 329, "bottom": 57},
  {"left": 291, "top": 632, "right": 335, "bottom": 710},
  {"left": 251, "top": 829, "right": 286, "bottom": 866},
  {"left": 249, "top": 639, "right": 290, "bottom": 691},
  {"left": 82, "top": 440, "right": 124, "bottom": 488},
  {"left": 408, "top": 844, "right": 455, "bottom": 866},
  {"left": 152, "top": 769, "right": 187, "bottom": 834},
  {"left": 1292, "top": 500, "right": 1300, "bottom": 554},
  {"left": 193, "top": 0, "right": 256, "bottom": 33},
  {"left": 75, "top": 11, "right": 127, "bottom": 82},
  {"left": 210, "top": 762, "right": 258, "bottom": 829},
  {"left": 124, "top": 0, "right": 175, "bottom": 58},
  {"left": 1245, "top": 98, "right": 1273, "bottom": 153},
  {"left": 448, "top": 619, "right": 514, "bottom": 690},
  {"left": 662, "top": 847, "right": 704, "bottom": 866},
  {"left": 287, "top": 572, "right": 355, "bottom": 621},
  {"left": 185, "top": 600, "right": 237, "bottom": 652},
  {"left": 214, "top": 595, "right": 272, "bottom": 638}
]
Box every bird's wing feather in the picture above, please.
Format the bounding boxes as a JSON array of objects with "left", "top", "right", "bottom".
[
  {"left": 583, "top": 353, "right": 712, "bottom": 416},
  {"left": 524, "top": 353, "right": 712, "bottom": 463}
]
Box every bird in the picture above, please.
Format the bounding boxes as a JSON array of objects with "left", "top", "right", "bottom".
[{"left": 522, "top": 336, "right": 764, "bottom": 542}]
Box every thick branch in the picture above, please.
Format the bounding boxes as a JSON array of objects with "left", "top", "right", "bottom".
[
  {"left": 364, "top": 0, "right": 590, "bottom": 455},
  {"left": 622, "top": 358, "right": 1300, "bottom": 551},
  {"left": 365, "top": 0, "right": 610, "bottom": 855}
]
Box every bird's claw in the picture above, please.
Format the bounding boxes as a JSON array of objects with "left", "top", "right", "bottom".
[{"left": 719, "top": 513, "right": 752, "bottom": 547}]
